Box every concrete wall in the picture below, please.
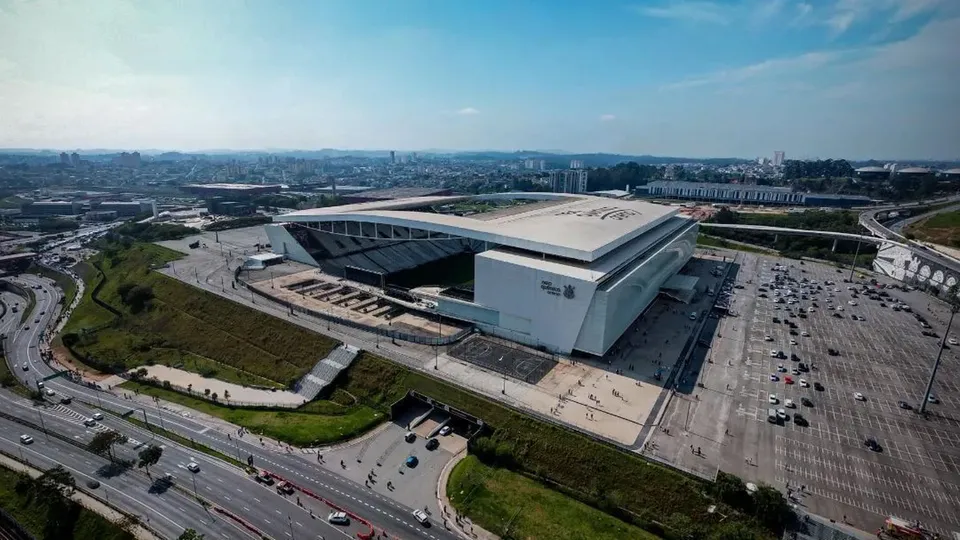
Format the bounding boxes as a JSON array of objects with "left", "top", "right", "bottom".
[{"left": 264, "top": 224, "right": 316, "bottom": 266}]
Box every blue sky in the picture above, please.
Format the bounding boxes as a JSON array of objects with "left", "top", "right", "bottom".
[{"left": 0, "top": 0, "right": 958, "bottom": 159}]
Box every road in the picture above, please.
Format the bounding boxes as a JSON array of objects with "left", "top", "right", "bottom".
[{"left": 1, "top": 272, "right": 461, "bottom": 540}]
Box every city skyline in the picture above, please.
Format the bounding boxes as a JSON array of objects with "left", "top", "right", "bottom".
[{"left": 1, "top": 0, "right": 958, "bottom": 160}]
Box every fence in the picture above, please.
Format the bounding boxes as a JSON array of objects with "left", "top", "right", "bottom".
[{"left": 237, "top": 276, "right": 474, "bottom": 346}]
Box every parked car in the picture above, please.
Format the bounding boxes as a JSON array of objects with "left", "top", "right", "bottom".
[
  {"left": 801, "top": 397, "right": 814, "bottom": 407},
  {"left": 898, "top": 400, "right": 913, "bottom": 410},
  {"left": 793, "top": 414, "right": 808, "bottom": 427},
  {"left": 425, "top": 438, "right": 440, "bottom": 451},
  {"left": 439, "top": 426, "right": 452, "bottom": 436}
]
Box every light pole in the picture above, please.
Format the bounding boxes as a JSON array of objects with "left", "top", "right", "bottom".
[
  {"left": 848, "top": 240, "right": 862, "bottom": 282},
  {"left": 191, "top": 471, "right": 199, "bottom": 500},
  {"left": 288, "top": 515, "right": 296, "bottom": 540},
  {"left": 37, "top": 410, "right": 49, "bottom": 440},
  {"left": 920, "top": 306, "right": 956, "bottom": 413},
  {"left": 154, "top": 397, "right": 166, "bottom": 431}
]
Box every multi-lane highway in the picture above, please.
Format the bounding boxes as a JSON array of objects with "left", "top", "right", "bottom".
[{"left": 1, "top": 272, "right": 461, "bottom": 540}]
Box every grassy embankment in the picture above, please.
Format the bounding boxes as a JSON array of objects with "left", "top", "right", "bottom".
[
  {"left": 18, "top": 285, "right": 35, "bottom": 325},
  {"left": 65, "top": 241, "right": 383, "bottom": 446},
  {"left": 697, "top": 233, "right": 776, "bottom": 255},
  {"left": 124, "top": 416, "right": 247, "bottom": 469},
  {"left": 449, "top": 455, "right": 660, "bottom": 540},
  {"left": 0, "top": 350, "right": 31, "bottom": 398},
  {"left": 906, "top": 210, "right": 960, "bottom": 248},
  {"left": 27, "top": 262, "right": 78, "bottom": 309},
  {"left": 0, "top": 464, "right": 133, "bottom": 540}
]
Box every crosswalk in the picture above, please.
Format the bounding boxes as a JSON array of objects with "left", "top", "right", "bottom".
[{"left": 50, "top": 404, "right": 148, "bottom": 449}]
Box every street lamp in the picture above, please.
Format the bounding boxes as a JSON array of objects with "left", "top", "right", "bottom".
[
  {"left": 154, "top": 397, "right": 166, "bottom": 431},
  {"left": 920, "top": 305, "right": 956, "bottom": 413}
]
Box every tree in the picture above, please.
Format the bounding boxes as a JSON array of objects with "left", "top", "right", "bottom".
[
  {"left": 138, "top": 445, "right": 163, "bottom": 477},
  {"left": 752, "top": 484, "right": 790, "bottom": 531},
  {"left": 178, "top": 529, "right": 205, "bottom": 540},
  {"left": 123, "top": 285, "right": 154, "bottom": 313},
  {"left": 87, "top": 430, "right": 129, "bottom": 462}
]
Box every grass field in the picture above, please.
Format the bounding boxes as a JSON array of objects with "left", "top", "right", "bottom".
[
  {"left": 907, "top": 210, "right": 960, "bottom": 247},
  {"left": 19, "top": 285, "right": 35, "bottom": 325},
  {"left": 0, "top": 463, "right": 133, "bottom": 540},
  {"left": 697, "top": 234, "right": 776, "bottom": 255},
  {"left": 63, "top": 243, "right": 339, "bottom": 385},
  {"left": 0, "top": 352, "right": 31, "bottom": 398},
  {"left": 448, "top": 455, "right": 660, "bottom": 540},
  {"left": 119, "top": 380, "right": 385, "bottom": 447},
  {"left": 338, "top": 353, "right": 775, "bottom": 539}
]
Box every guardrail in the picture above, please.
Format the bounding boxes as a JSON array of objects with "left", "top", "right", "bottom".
[{"left": 263, "top": 471, "right": 376, "bottom": 539}]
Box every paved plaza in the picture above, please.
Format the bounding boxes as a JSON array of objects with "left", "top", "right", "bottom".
[{"left": 647, "top": 250, "right": 960, "bottom": 536}]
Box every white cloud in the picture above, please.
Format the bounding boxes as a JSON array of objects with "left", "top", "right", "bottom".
[
  {"left": 823, "top": 0, "right": 948, "bottom": 35},
  {"left": 635, "top": 1, "right": 730, "bottom": 24},
  {"left": 456, "top": 107, "right": 479, "bottom": 115},
  {"left": 661, "top": 51, "right": 841, "bottom": 90},
  {"left": 599, "top": 114, "right": 616, "bottom": 121}
]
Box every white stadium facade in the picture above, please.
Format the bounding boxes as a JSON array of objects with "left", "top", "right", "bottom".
[{"left": 265, "top": 193, "right": 698, "bottom": 356}]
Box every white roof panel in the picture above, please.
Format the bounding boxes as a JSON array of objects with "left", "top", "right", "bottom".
[{"left": 276, "top": 193, "right": 678, "bottom": 262}]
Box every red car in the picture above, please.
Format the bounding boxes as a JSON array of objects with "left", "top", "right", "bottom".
[{"left": 784, "top": 376, "right": 794, "bottom": 385}]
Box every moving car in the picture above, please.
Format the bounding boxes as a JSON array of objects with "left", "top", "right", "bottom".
[
  {"left": 276, "top": 481, "right": 294, "bottom": 494},
  {"left": 19, "top": 434, "right": 33, "bottom": 444},
  {"left": 60, "top": 395, "right": 72, "bottom": 404},
  {"left": 92, "top": 412, "right": 104, "bottom": 421},
  {"left": 405, "top": 456, "right": 419, "bottom": 468},
  {"left": 187, "top": 462, "right": 200, "bottom": 473},
  {"left": 44, "top": 388, "right": 55, "bottom": 397},
  {"left": 412, "top": 509, "right": 430, "bottom": 526},
  {"left": 255, "top": 471, "right": 274, "bottom": 485},
  {"left": 328, "top": 512, "right": 350, "bottom": 525},
  {"left": 83, "top": 418, "right": 97, "bottom": 427}
]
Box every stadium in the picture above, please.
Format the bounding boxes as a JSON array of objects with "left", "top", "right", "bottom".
[{"left": 265, "top": 193, "right": 698, "bottom": 356}]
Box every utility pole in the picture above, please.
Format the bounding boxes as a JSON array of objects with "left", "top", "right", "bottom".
[
  {"left": 921, "top": 306, "right": 956, "bottom": 413},
  {"left": 848, "top": 240, "right": 862, "bottom": 282},
  {"left": 288, "top": 515, "right": 296, "bottom": 540},
  {"left": 154, "top": 397, "right": 166, "bottom": 430},
  {"left": 37, "top": 410, "right": 49, "bottom": 440}
]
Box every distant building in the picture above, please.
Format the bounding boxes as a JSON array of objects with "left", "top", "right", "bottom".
[
  {"left": 93, "top": 200, "right": 155, "bottom": 217},
  {"left": 570, "top": 160, "right": 584, "bottom": 169},
  {"left": 70, "top": 152, "right": 81, "bottom": 167},
  {"left": 390, "top": 151, "right": 396, "bottom": 164},
  {"left": 20, "top": 200, "right": 83, "bottom": 216},
  {"left": 549, "top": 169, "right": 589, "bottom": 194},
  {"left": 523, "top": 159, "right": 546, "bottom": 171},
  {"left": 115, "top": 151, "right": 141, "bottom": 168},
  {"left": 340, "top": 187, "right": 452, "bottom": 204},
  {"left": 942, "top": 168, "right": 960, "bottom": 180},
  {"left": 180, "top": 183, "right": 282, "bottom": 197},
  {"left": 208, "top": 198, "right": 255, "bottom": 216},
  {"left": 855, "top": 166, "right": 889, "bottom": 181},
  {"left": 59, "top": 152, "right": 70, "bottom": 165},
  {"left": 773, "top": 151, "right": 785, "bottom": 167},
  {"left": 640, "top": 181, "right": 870, "bottom": 208},
  {"left": 897, "top": 167, "right": 933, "bottom": 179},
  {"left": 84, "top": 210, "right": 119, "bottom": 222}
]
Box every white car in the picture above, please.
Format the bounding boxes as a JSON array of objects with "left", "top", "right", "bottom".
[
  {"left": 19, "top": 434, "right": 34, "bottom": 444},
  {"left": 412, "top": 509, "right": 429, "bottom": 525},
  {"left": 799, "top": 379, "right": 809, "bottom": 388},
  {"left": 949, "top": 338, "right": 959, "bottom": 346},
  {"left": 83, "top": 418, "right": 96, "bottom": 427},
  {"left": 837, "top": 306, "right": 844, "bottom": 311},
  {"left": 834, "top": 288, "right": 840, "bottom": 292},
  {"left": 764, "top": 335, "right": 773, "bottom": 342},
  {"left": 789, "top": 339, "right": 797, "bottom": 345},
  {"left": 769, "top": 350, "right": 779, "bottom": 357},
  {"left": 768, "top": 393, "right": 778, "bottom": 404},
  {"left": 777, "top": 364, "right": 787, "bottom": 373},
  {"left": 854, "top": 392, "right": 866, "bottom": 401},
  {"left": 187, "top": 462, "right": 200, "bottom": 473},
  {"left": 777, "top": 408, "right": 787, "bottom": 420},
  {"left": 801, "top": 331, "right": 810, "bottom": 337},
  {"left": 689, "top": 314, "right": 697, "bottom": 321},
  {"left": 807, "top": 307, "right": 815, "bottom": 313},
  {"left": 21, "top": 363, "right": 28, "bottom": 371},
  {"left": 327, "top": 512, "right": 350, "bottom": 525},
  {"left": 785, "top": 399, "right": 795, "bottom": 409},
  {"left": 848, "top": 300, "right": 857, "bottom": 306},
  {"left": 439, "top": 426, "right": 452, "bottom": 436},
  {"left": 44, "top": 388, "right": 55, "bottom": 397},
  {"left": 92, "top": 412, "right": 104, "bottom": 421}
]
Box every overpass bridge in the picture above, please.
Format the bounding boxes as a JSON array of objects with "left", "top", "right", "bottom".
[{"left": 700, "top": 217, "right": 960, "bottom": 297}]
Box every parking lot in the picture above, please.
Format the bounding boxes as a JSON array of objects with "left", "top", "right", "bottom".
[
  {"left": 319, "top": 403, "right": 468, "bottom": 517},
  {"left": 709, "top": 254, "right": 960, "bottom": 535}
]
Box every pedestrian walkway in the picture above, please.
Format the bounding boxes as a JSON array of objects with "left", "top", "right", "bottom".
[{"left": 295, "top": 344, "right": 360, "bottom": 401}]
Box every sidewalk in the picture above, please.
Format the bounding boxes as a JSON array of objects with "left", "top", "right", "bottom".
[
  {"left": 0, "top": 453, "right": 162, "bottom": 540},
  {"left": 435, "top": 449, "right": 497, "bottom": 540}
]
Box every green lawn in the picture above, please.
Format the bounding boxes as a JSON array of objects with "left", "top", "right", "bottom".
[
  {"left": 697, "top": 234, "right": 775, "bottom": 255},
  {"left": 0, "top": 464, "right": 134, "bottom": 540},
  {"left": 119, "top": 381, "right": 385, "bottom": 447},
  {"left": 907, "top": 210, "right": 960, "bottom": 247},
  {"left": 63, "top": 242, "right": 339, "bottom": 385},
  {"left": 19, "top": 285, "right": 35, "bottom": 325},
  {"left": 448, "top": 455, "right": 660, "bottom": 540},
  {"left": 0, "top": 352, "right": 31, "bottom": 398}
]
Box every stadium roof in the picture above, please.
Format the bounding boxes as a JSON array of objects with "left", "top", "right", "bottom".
[
  {"left": 275, "top": 193, "right": 680, "bottom": 262},
  {"left": 855, "top": 166, "right": 887, "bottom": 173},
  {"left": 182, "top": 183, "right": 283, "bottom": 191},
  {"left": 944, "top": 168, "right": 960, "bottom": 175},
  {"left": 898, "top": 167, "right": 932, "bottom": 174},
  {"left": 342, "top": 187, "right": 450, "bottom": 200}
]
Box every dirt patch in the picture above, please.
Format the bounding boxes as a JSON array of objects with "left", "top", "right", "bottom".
[{"left": 50, "top": 342, "right": 114, "bottom": 382}]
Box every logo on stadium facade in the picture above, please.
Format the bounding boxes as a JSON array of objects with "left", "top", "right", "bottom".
[
  {"left": 563, "top": 285, "right": 576, "bottom": 299},
  {"left": 555, "top": 206, "right": 641, "bottom": 221}
]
